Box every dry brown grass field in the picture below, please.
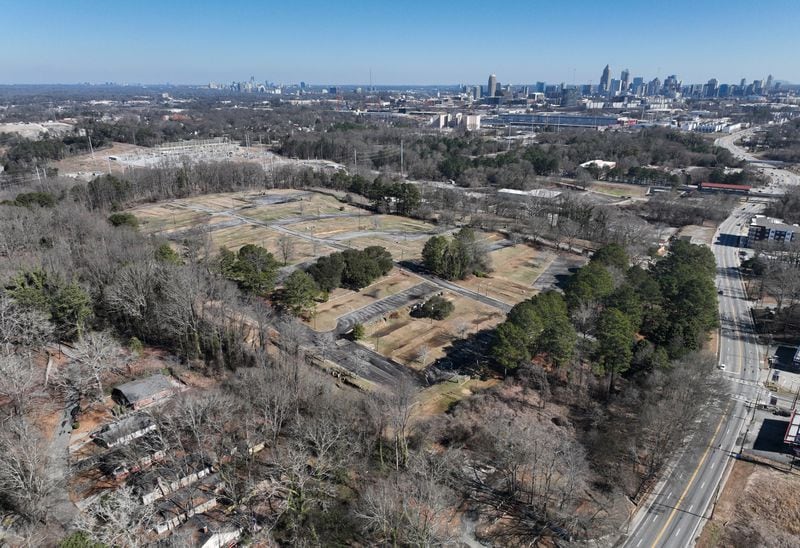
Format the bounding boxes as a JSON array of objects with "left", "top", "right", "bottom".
[
  {"left": 285, "top": 214, "right": 436, "bottom": 239},
  {"left": 308, "top": 269, "right": 424, "bottom": 332},
  {"left": 456, "top": 244, "right": 555, "bottom": 305},
  {"left": 208, "top": 225, "right": 335, "bottom": 264},
  {"left": 357, "top": 291, "right": 504, "bottom": 368}
]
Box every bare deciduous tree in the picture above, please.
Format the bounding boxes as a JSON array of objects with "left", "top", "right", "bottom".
[
  {"left": 0, "top": 353, "right": 40, "bottom": 416},
  {"left": 0, "top": 296, "right": 54, "bottom": 353},
  {"left": 277, "top": 235, "right": 295, "bottom": 266},
  {"left": 72, "top": 331, "right": 124, "bottom": 396},
  {"left": 0, "top": 419, "right": 58, "bottom": 521},
  {"left": 77, "top": 485, "right": 156, "bottom": 548}
]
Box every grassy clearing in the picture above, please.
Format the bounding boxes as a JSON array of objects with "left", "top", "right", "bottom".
[
  {"left": 413, "top": 377, "right": 499, "bottom": 418},
  {"left": 130, "top": 204, "right": 212, "bottom": 233},
  {"left": 174, "top": 192, "right": 254, "bottom": 211},
  {"left": 241, "top": 193, "right": 361, "bottom": 222},
  {"left": 208, "top": 225, "right": 334, "bottom": 264},
  {"left": 346, "top": 235, "right": 429, "bottom": 262},
  {"left": 286, "top": 214, "right": 437, "bottom": 239},
  {"left": 456, "top": 244, "right": 555, "bottom": 305},
  {"left": 357, "top": 291, "right": 504, "bottom": 369},
  {"left": 308, "top": 269, "right": 425, "bottom": 332}
]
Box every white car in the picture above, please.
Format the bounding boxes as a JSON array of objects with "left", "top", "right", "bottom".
[{"left": 718, "top": 363, "right": 726, "bottom": 371}]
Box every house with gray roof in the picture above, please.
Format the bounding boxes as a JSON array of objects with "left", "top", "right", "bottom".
[{"left": 111, "top": 374, "right": 184, "bottom": 410}]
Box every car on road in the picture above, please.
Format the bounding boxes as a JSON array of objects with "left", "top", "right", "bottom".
[
  {"left": 718, "top": 363, "right": 726, "bottom": 370},
  {"left": 718, "top": 289, "right": 724, "bottom": 295}
]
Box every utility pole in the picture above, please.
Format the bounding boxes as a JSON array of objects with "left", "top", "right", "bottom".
[
  {"left": 354, "top": 148, "right": 358, "bottom": 175},
  {"left": 400, "top": 139, "right": 404, "bottom": 177},
  {"left": 88, "top": 134, "right": 95, "bottom": 160}
]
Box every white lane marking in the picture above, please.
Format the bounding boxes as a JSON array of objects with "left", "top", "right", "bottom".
[
  {"left": 636, "top": 539, "right": 643, "bottom": 547},
  {"left": 667, "top": 491, "right": 672, "bottom": 499},
  {"left": 675, "top": 528, "right": 681, "bottom": 536},
  {"left": 652, "top": 515, "right": 658, "bottom": 522},
  {"left": 689, "top": 504, "right": 694, "bottom": 512},
  {"left": 700, "top": 481, "right": 706, "bottom": 489}
]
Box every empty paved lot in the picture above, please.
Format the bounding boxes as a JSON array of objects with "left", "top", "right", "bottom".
[{"left": 334, "top": 282, "right": 439, "bottom": 335}]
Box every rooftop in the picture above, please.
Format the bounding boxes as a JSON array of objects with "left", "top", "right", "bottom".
[
  {"left": 699, "top": 181, "right": 752, "bottom": 191},
  {"left": 750, "top": 215, "right": 799, "bottom": 233},
  {"left": 498, "top": 188, "right": 562, "bottom": 199},
  {"left": 112, "top": 374, "right": 182, "bottom": 405},
  {"left": 91, "top": 413, "right": 155, "bottom": 446}
]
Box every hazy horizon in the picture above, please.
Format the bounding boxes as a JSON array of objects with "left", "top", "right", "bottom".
[{"left": 2, "top": 0, "right": 798, "bottom": 86}]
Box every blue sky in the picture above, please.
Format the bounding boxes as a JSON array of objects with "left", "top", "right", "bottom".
[{"left": 1, "top": 0, "right": 798, "bottom": 85}]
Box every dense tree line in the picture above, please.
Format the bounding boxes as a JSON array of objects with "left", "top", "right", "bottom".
[
  {"left": 219, "top": 244, "right": 280, "bottom": 297},
  {"left": 564, "top": 242, "right": 717, "bottom": 382},
  {"left": 306, "top": 247, "right": 393, "bottom": 292},
  {"left": 491, "top": 290, "right": 577, "bottom": 372},
  {"left": 750, "top": 118, "right": 800, "bottom": 162},
  {"left": 0, "top": 133, "right": 95, "bottom": 173},
  {"left": 766, "top": 187, "right": 800, "bottom": 224},
  {"left": 538, "top": 126, "right": 740, "bottom": 170},
  {"left": 421, "top": 227, "right": 490, "bottom": 280}
]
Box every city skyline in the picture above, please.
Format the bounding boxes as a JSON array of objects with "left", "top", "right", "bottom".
[{"left": 1, "top": 0, "right": 798, "bottom": 85}]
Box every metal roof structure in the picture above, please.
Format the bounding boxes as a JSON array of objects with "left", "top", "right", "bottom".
[
  {"left": 111, "top": 374, "right": 182, "bottom": 407},
  {"left": 784, "top": 410, "right": 800, "bottom": 446}
]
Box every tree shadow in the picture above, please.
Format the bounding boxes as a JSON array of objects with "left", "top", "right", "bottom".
[{"left": 428, "top": 328, "right": 496, "bottom": 378}]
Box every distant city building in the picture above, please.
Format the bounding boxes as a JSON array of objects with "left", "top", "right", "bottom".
[
  {"left": 663, "top": 75, "right": 680, "bottom": 95},
  {"left": 599, "top": 64, "right": 611, "bottom": 93},
  {"left": 620, "top": 68, "right": 630, "bottom": 92},
  {"left": 488, "top": 73, "right": 497, "bottom": 97},
  {"left": 646, "top": 77, "right": 661, "bottom": 96},
  {"left": 765, "top": 74, "right": 774, "bottom": 92},
  {"left": 485, "top": 113, "right": 623, "bottom": 129},
  {"left": 705, "top": 78, "right": 719, "bottom": 97},
  {"left": 464, "top": 114, "right": 481, "bottom": 131},
  {"left": 608, "top": 78, "right": 621, "bottom": 97},
  {"left": 560, "top": 87, "right": 580, "bottom": 108}
]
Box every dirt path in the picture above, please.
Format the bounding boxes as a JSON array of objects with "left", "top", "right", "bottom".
[{"left": 46, "top": 394, "right": 80, "bottom": 526}]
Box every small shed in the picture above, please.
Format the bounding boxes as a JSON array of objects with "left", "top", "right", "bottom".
[{"left": 112, "top": 374, "right": 183, "bottom": 410}]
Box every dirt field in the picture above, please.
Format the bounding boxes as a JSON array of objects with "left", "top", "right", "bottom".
[
  {"left": 173, "top": 192, "right": 256, "bottom": 212},
  {"left": 590, "top": 181, "right": 648, "bottom": 198},
  {"left": 129, "top": 203, "right": 213, "bottom": 233},
  {"left": 346, "top": 235, "right": 430, "bottom": 262},
  {"left": 242, "top": 193, "right": 362, "bottom": 221},
  {"left": 357, "top": 291, "right": 505, "bottom": 368},
  {"left": 677, "top": 224, "right": 717, "bottom": 246},
  {"left": 209, "top": 225, "right": 335, "bottom": 264},
  {"left": 698, "top": 461, "right": 800, "bottom": 547},
  {"left": 309, "top": 269, "right": 425, "bottom": 332},
  {"left": 285, "top": 214, "right": 437, "bottom": 239},
  {"left": 51, "top": 142, "right": 149, "bottom": 177},
  {"left": 455, "top": 244, "right": 555, "bottom": 305}
]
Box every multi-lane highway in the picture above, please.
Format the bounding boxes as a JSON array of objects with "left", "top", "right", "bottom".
[{"left": 623, "top": 128, "right": 798, "bottom": 548}]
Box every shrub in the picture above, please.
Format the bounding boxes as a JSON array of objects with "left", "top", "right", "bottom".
[
  {"left": 413, "top": 295, "right": 454, "bottom": 320},
  {"left": 351, "top": 323, "right": 365, "bottom": 340},
  {"left": 108, "top": 212, "right": 139, "bottom": 228}
]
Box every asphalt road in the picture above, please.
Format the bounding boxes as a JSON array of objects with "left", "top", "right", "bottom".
[{"left": 623, "top": 129, "right": 797, "bottom": 548}]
